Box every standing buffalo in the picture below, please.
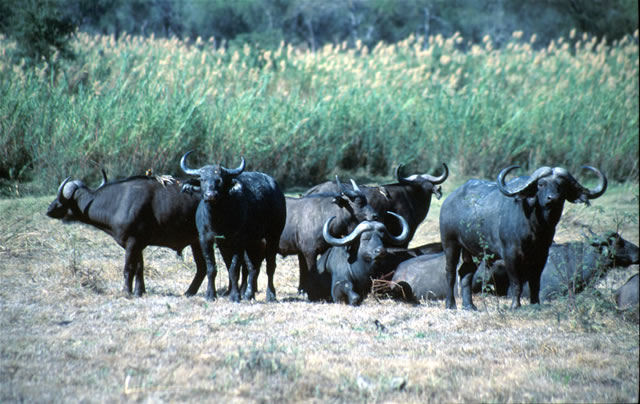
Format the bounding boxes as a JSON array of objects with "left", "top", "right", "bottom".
[
  {"left": 279, "top": 178, "right": 379, "bottom": 294},
  {"left": 46, "top": 173, "right": 206, "bottom": 296},
  {"left": 180, "top": 152, "right": 286, "bottom": 302},
  {"left": 473, "top": 232, "right": 640, "bottom": 301},
  {"left": 303, "top": 164, "right": 448, "bottom": 246},
  {"left": 311, "top": 212, "right": 410, "bottom": 305},
  {"left": 440, "top": 165, "right": 607, "bottom": 310}
]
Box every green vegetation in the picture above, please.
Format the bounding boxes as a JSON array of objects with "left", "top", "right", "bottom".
[{"left": 1, "top": 29, "right": 638, "bottom": 195}]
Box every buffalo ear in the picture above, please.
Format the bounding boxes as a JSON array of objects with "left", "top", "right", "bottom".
[
  {"left": 332, "top": 195, "right": 349, "bottom": 208},
  {"left": 567, "top": 191, "right": 590, "bottom": 205}
]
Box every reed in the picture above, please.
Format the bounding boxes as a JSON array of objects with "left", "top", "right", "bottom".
[{"left": 1, "top": 29, "right": 637, "bottom": 194}]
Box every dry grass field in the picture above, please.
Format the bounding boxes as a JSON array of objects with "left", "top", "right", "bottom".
[{"left": 1, "top": 179, "right": 638, "bottom": 403}]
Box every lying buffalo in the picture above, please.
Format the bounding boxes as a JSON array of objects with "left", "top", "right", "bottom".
[
  {"left": 390, "top": 251, "right": 450, "bottom": 302},
  {"left": 440, "top": 165, "right": 607, "bottom": 310},
  {"left": 385, "top": 233, "right": 638, "bottom": 304},
  {"left": 310, "top": 212, "right": 410, "bottom": 305},
  {"left": 473, "top": 232, "right": 640, "bottom": 301},
  {"left": 615, "top": 274, "right": 639, "bottom": 309}
]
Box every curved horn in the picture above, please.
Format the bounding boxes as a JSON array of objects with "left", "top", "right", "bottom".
[
  {"left": 336, "top": 176, "right": 357, "bottom": 198},
  {"left": 350, "top": 179, "right": 361, "bottom": 193},
  {"left": 323, "top": 216, "right": 376, "bottom": 247},
  {"left": 420, "top": 163, "right": 449, "bottom": 184},
  {"left": 384, "top": 211, "right": 410, "bottom": 245},
  {"left": 580, "top": 165, "right": 607, "bottom": 199},
  {"left": 224, "top": 156, "right": 246, "bottom": 176},
  {"left": 57, "top": 177, "right": 72, "bottom": 201},
  {"left": 98, "top": 168, "right": 108, "bottom": 189},
  {"left": 180, "top": 151, "right": 201, "bottom": 176},
  {"left": 395, "top": 164, "right": 417, "bottom": 184},
  {"left": 497, "top": 165, "right": 553, "bottom": 197}
]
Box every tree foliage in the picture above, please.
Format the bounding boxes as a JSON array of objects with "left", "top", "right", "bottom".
[
  {"left": 2, "top": 0, "right": 636, "bottom": 55},
  {"left": 2, "top": 0, "right": 76, "bottom": 67}
]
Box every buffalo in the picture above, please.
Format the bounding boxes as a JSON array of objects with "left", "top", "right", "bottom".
[
  {"left": 304, "top": 164, "right": 448, "bottom": 246},
  {"left": 279, "top": 178, "right": 379, "bottom": 294},
  {"left": 311, "top": 212, "right": 410, "bottom": 305},
  {"left": 473, "top": 232, "right": 640, "bottom": 301},
  {"left": 180, "top": 152, "right": 286, "bottom": 302},
  {"left": 615, "top": 274, "right": 639, "bottom": 309},
  {"left": 440, "top": 165, "right": 607, "bottom": 310},
  {"left": 46, "top": 172, "right": 206, "bottom": 296}
]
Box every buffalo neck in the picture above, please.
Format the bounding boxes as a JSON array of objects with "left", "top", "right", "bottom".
[
  {"left": 522, "top": 197, "right": 563, "bottom": 248},
  {"left": 71, "top": 188, "right": 113, "bottom": 233}
]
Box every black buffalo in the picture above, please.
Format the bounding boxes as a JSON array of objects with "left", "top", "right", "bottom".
[
  {"left": 615, "top": 274, "right": 639, "bottom": 309},
  {"left": 311, "top": 212, "right": 410, "bottom": 305},
  {"left": 46, "top": 173, "right": 206, "bottom": 296},
  {"left": 303, "top": 164, "right": 448, "bottom": 246},
  {"left": 180, "top": 152, "right": 286, "bottom": 302},
  {"left": 279, "top": 177, "right": 379, "bottom": 294},
  {"left": 473, "top": 232, "right": 640, "bottom": 301},
  {"left": 390, "top": 252, "right": 450, "bottom": 302},
  {"left": 440, "top": 165, "right": 607, "bottom": 310}
]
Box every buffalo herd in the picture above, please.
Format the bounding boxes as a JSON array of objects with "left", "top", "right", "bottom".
[{"left": 47, "top": 155, "right": 638, "bottom": 310}]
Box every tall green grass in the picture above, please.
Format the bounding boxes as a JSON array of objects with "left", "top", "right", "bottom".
[{"left": 0, "top": 30, "right": 637, "bottom": 195}]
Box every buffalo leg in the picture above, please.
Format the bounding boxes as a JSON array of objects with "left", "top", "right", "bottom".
[
  {"left": 134, "top": 253, "right": 146, "bottom": 296},
  {"left": 443, "top": 243, "right": 461, "bottom": 309},
  {"left": 264, "top": 242, "right": 278, "bottom": 302},
  {"left": 332, "top": 280, "right": 362, "bottom": 306},
  {"left": 227, "top": 253, "right": 242, "bottom": 303},
  {"left": 201, "top": 238, "right": 218, "bottom": 301},
  {"left": 459, "top": 250, "right": 477, "bottom": 311},
  {"left": 506, "top": 259, "right": 522, "bottom": 309},
  {"left": 242, "top": 250, "right": 257, "bottom": 301},
  {"left": 528, "top": 271, "right": 541, "bottom": 305},
  {"left": 123, "top": 244, "right": 143, "bottom": 295},
  {"left": 185, "top": 243, "right": 206, "bottom": 296},
  {"left": 297, "top": 253, "right": 310, "bottom": 294}
]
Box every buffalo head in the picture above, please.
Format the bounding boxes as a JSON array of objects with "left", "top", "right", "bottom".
[
  {"left": 46, "top": 169, "right": 108, "bottom": 220},
  {"left": 497, "top": 165, "right": 607, "bottom": 223},
  {"left": 332, "top": 176, "right": 379, "bottom": 222},
  {"left": 323, "top": 211, "right": 410, "bottom": 262},
  {"left": 395, "top": 162, "right": 449, "bottom": 199},
  {"left": 180, "top": 151, "right": 245, "bottom": 203}
]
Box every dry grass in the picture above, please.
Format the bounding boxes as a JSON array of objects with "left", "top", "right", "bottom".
[{"left": 0, "top": 182, "right": 638, "bottom": 403}]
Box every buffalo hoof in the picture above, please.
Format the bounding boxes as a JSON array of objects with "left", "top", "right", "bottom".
[
  {"left": 205, "top": 289, "right": 217, "bottom": 301},
  {"left": 242, "top": 291, "right": 256, "bottom": 302},
  {"left": 462, "top": 303, "right": 478, "bottom": 311},
  {"left": 229, "top": 291, "right": 241, "bottom": 303},
  {"left": 266, "top": 290, "right": 277, "bottom": 302}
]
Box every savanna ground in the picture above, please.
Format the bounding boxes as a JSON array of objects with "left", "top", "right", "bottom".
[{"left": 1, "top": 175, "right": 638, "bottom": 403}]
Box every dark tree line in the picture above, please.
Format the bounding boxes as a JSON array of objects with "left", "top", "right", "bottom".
[{"left": 1, "top": 0, "right": 638, "bottom": 66}]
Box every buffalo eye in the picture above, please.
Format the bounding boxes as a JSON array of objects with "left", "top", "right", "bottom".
[{"left": 537, "top": 180, "right": 547, "bottom": 190}]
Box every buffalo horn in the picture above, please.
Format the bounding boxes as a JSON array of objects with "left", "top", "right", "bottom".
[
  {"left": 496, "top": 165, "right": 554, "bottom": 197},
  {"left": 224, "top": 157, "right": 246, "bottom": 176},
  {"left": 396, "top": 163, "right": 449, "bottom": 185},
  {"left": 180, "top": 151, "right": 201, "bottom": 176},
  {"left": 575, "top": 165, "right": 607, "bottom": 200},
  {"left": 383, "top": 211, "right": 410, "bottom": 245},
  {"left": 323, "top": 216, "right": 377, "bottom": 247},
  {"left": 98, "top": 168, "right": 108, "bottom": 189},
  {"left": 56, "top": 177, "right": 72, "bottom": 201}
]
